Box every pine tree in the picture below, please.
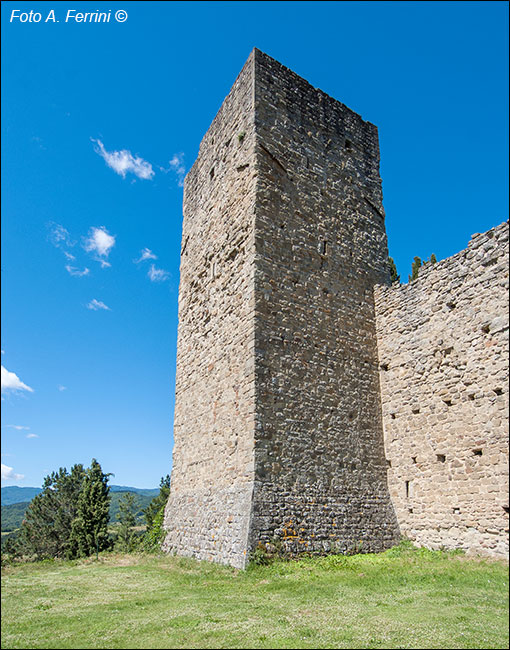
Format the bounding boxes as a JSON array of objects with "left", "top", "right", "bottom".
[
  {"left": 116, "top": 492, "right": 138, "bottom": 552},
  {"left": 409, "top": 256, "right": 422, "bottom": 282},
  {"left": 70, "top": 459, "right": 111, "bottom": 558},
  {"left": 388, "top": 257, "right": 400, "bottom": 284},
  {"left": 429, "top": 253, "right": 437, "bottom": 264},
  {"left": 19, "top": 464, "right": 85, "bottom": 559},
  {"left": 144, "top": 475, "right": 171, "bottom": 529}
]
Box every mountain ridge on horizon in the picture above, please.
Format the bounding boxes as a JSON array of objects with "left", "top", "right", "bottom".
[{"left": 1, "top": 484, "right": 159, "bottom": 506}]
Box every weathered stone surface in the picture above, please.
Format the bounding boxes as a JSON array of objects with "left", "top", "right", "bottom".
[
  {"left": 375, "top": 222, "right": 509, "bottom": 558},
  {"left": 163, "top": 48, "right": 509, "bottom": 567},
  {"left": 249, "top": 50, "right": 399, "bottom": 557},
  {"left": 161, "top": 53, "right": 257, "bottom": 568}
]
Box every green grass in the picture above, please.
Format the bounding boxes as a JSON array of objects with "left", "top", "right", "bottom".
[{"left": 1, "top": 543, "right": 508, "bottom": 649}]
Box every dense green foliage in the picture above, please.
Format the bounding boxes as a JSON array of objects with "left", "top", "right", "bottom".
[
  {"left": 2, "top": 543, "right": 508, "bottom": 649},
  {"left": 141, "top": 475, "right": 170, "bottom": 551},
  {"left": 144, "top": 474, "right": 171, "bottom": 529},
  {"left": 108, "top": 492, "right": 151, "bottom": 524},
  {"left": 409, "top": 255, "right": 422, "bottom": 282},
  {"left": 69, "top": 459, "right": 111, "bottom": 558},
  {"left": 408, "top": 253, "right": 437, "bottom": 282},
  {"left": 19, "top": 464, "right": 86, "bottom": 560},
  {"left": 115, "top": 493, "right": 138, "bottom": 552},
  {"left": 1, "top": 492, "right": 152, "bottom": 534},
  {"left": 142, "top": 504, "right": 166, "bottom": 551},
  {"left": 3, "top": 468, "right": 171, "bottom": 559},
  {"left": 388, "top": 256, "right": 400, "bottom": 284},
  {"left": 1, "top": 502, "right": 30, "bottom": 532}
]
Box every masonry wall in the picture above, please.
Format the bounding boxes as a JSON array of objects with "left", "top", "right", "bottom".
[
  {"left": 162, "top": 53, "right": 258, "bottom": 568},
  {"left": 249, "top": 50, "right": 400, "bottom": 555},
  {"left": 374, "top": 222, "right": 509, "bottom": 557}
]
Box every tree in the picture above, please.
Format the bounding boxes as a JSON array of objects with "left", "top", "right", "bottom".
[
  {"left": 144, "top": 475, "right": 171, "bottom": 530},
  {"left": 69, "top": 459, "right": 111, "bottom": 559},
  {"left": 19, "top": 464, "right": 85, "bottom": 559},
  {"left": 388, "top": 257, "right": 400, "bottom": 284},
  {"left": 429, "top": 253, "right": 437, "bottom": 264},
  {"left": 142, "top": 475, "right": 171, "bottom": 552},
  {"left": 116, "top": 493, "right": 138, "bottom": 552},
  {"left": 409, "top": 256, "right": 422, "bottom": 282}
]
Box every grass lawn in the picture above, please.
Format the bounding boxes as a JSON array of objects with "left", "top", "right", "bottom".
[{"left": 1, "top": 543, "right": 508, "bottom": 649}]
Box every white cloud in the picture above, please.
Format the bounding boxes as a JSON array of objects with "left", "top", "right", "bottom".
[
  {"left": 26, "top": 433, "right": 38, "bottom": 439},
  {"left": 1, "top": 365, "right": 34, "bottom": 394},
  {"left": 48, "top": 222, "right": 75, "bottom": 250},
  {"left": 86, "top": 299, "right": 111, "bottom": 311},
  {"left": 58, "top": 385, "right": 67, "bottom": 391},
  {"left": 92, "top": 138, "right": 155, "bottom": 180},
  {"left": 65, "top": 265, "right": 90, "bottom": 277},
  {"left": 83, "top": 226, "right": 115, "bottom": 266},
  {"left": 64, "top": 251, "right": 76, "bottom": 261},
  {"left": 147, "top": 264, "right": 169, "bottom": 282},
  {"left": 134, "top": 248, "right": 157, "bottom": 264},
  {"left": 161, "top": 153, "right": 186, "bottom": 187},
  {"left": 1, "top": 463, "right": 24, "bottom": 481},
  {"left": 4, "top": 425, "right": 30, "bottom": 430}
]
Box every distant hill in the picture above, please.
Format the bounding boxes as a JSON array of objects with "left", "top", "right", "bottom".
[
  {"left": 1, "top": 491, "right": 156, "bottom": 532},
  {"left": 1, "top": 502, "right": 30, "bottom": 532},
  {"left": 1, "top": 485, "right": 158, "bottom": 506},
  {"left": 1, "top": 487, "right": 42, "bottom": 506}
]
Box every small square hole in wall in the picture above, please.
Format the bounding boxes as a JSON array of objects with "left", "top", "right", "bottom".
[
  {"left": 380, "top": 363, "right": 389, "bottom": 371},
  {"left": 503, "top": 506, "right": 509, "bottom": 514},
  {"left": 390, "top": 413, "right": 396, "bottom": 420},
  {"left": 453, "top": 507, "right": 460, "bottom": 515},
  {"left": 443, "top": 399, "right": 452, "bottom": 407},
  {"left": 345, "top": 139, "right": 352, "bottom": 150},
  {"left": 412, "top": 457, "right": 417, "bottom": 464},
  {"left": 494, "top": 388, "right": 503, "bottom": 396},
  {"left": 386, "top": 459, "right": 392, "bottom": 468},
  {"left": 405, "top": 480, "right": 410, "bottom": 498},
  {"left": 412, "top": 407, "right": 420, "bottom": 414},
  {"left": 473, "top": 449, "right": 483, "bottom": 456},
  {"left": 481, "top": 324, "right": 490, "bottom": 333},
  {"left": 468, "top": 393, "right": 475, "bottom": 401},
  {"left": 437, "top": 454, "right": 446, "bottom": 463},
  {"left": 408, "top": 508, "right": 413, "bottom": 513},
  {"left": 210, "top": 167, "right": 215, "bottom": 180}
]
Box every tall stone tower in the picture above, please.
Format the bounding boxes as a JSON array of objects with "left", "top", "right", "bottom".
[{"left": 163, "top": 49, "right": 400, "bottom": 568}]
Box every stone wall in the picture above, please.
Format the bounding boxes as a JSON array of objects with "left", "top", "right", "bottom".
[
  {"left": 249, "top": 50, "right": 400, "bottom": 555},
  {"left": 374, "top": 222, "right": 509, "bottom": 557},
  {"left": 162, "top": 52, "right": 258, "bottom": 568}
]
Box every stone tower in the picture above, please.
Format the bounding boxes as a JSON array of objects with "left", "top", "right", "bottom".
[{"left": 163, "top": 49, "right": 400, "bottom": 568}]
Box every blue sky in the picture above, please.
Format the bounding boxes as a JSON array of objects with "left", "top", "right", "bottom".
[{"left": 1, "top": 1, "right": 508, "bottom": 488}]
